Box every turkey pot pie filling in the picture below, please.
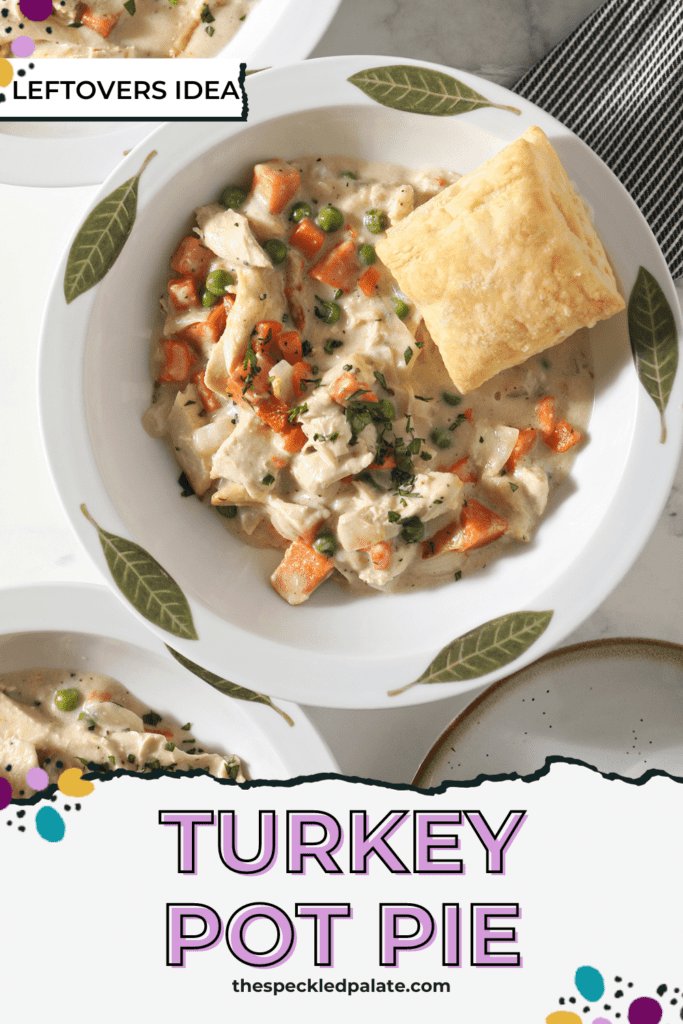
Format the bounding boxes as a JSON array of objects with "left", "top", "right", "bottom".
[
  {"left": 143, "top": 155, "right": 594, "bottom": 606},
  {"left": 0, "top": 668, "right": 243, "bottom": 799}
]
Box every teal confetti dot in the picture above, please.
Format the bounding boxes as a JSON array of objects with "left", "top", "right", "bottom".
[
  {"left": 35, "top": 805, "right": 65, "bottom": 842},
  {"left": 576, "top": 966, "right": 605, "bottom": 1002}
]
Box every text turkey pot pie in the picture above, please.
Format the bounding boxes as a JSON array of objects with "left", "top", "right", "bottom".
[{"left": 143, "top": 127, "right": 624, "bottom": 606}]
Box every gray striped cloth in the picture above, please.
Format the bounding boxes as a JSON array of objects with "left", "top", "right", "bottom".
[{"left": 514, "top": 0, "right": 682, "bottom": 280}]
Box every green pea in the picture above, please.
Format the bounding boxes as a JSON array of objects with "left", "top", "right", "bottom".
[
  {"left": 364, "top": 208, "right": 387, "bottom": 234},
  {"left": 201, "top": 287, "right": 218, "bottom": 307},
  {"left": 430, "top": 427, "right": 453, "bottom": 450},
  {"left": 391, "top": 298, "right": 410, "bottom": 320},
  {"left": 358, "top": 244, "right": 376, "bottom": 265},
  {"left": 206, "top": 269, "right": 234, "bottom": 296},
  {"left": 217, "top": 505, "right": 238, "bottom": 518},
  {"left": 263, "top": 238, "right": 288, "bottom": 265},
  {"left": 400, "top": 516, "right": 425, "bottom": 544},
  {"left": 314, "top": 297, "right": 341, "bottom": 324},
  {"left": 289, "top": 201, "right": 312, "bottom": 223},
  {"left": 340, "top": 170, "right": 357, "bottom": 179},
  {"left": 55, "top": 688, "right": 79, "bottom": 712},
  {"left": 219, "top": 184, "right": 248, "bottom": 209},
  {"left": 313, "top": 530, "right": 338, "bottom": 557},
  {"left": 441, "top": 391, "right": 462, "bottom": 407},
  {"left": 317, "top": 205, "right": 344, "bottom": 232}
]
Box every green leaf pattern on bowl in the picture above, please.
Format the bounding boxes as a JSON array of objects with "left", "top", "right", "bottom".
[
  {"left": 166, "top": 646, "right": 294, "bottom": 726},
  {"left": 389, "top": 609, "right": 553, "bottom": 695},
  {"left": 628, "top": 266, "right": 678, "bottom": 444},
  {"left": 63, "top": 150, "right": 156, "bottom": 304},
  {"left": 347, "top": 65, "right": 521, "bottom": 117},
  {"left": 81, "top": 504, "right": 197, "bottom": 640}
]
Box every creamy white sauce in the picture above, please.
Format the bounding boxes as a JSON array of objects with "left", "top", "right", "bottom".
[
  {"left": 145, "top": 155, "right": 594, "bottom": 604},
  {"left": 0, "top": 668, "right": 243, "bottom": 797},
  {"left": 0, "top": 0, "right": 258, "bottom": 58}
]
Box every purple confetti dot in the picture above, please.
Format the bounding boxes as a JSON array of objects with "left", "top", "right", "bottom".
[
  {"left": 593, "top": 1019, "right": 612, "bottom": 1024},
  {"left": 628, "top": 997, "right": 662, "bottom": 1024},
  {"left": 26, "top": 766, "right": 49, "bottom": 790},
  {"left": 0, "top": 777, "right": 11, "bottom": 810},
  {"left": 18, "top": 0, "right": 51, "bottom": 21},
  {"left": 11, "top": 34, "right": 34, "bottom": 56}
]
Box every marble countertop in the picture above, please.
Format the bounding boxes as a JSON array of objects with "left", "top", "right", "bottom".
[{"left": 1, "top": 0, "right": 681, "bottom": 785}]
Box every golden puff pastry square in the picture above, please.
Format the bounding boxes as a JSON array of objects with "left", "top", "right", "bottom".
[{"left": 376, "top": 126, "right": 624, "bottom": 394}]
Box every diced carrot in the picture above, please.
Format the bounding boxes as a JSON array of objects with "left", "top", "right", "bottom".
[
  {"left": 252, "top": 320, "right": 282, "bottom": 361},
  {"left": 309, "top": 239, "right": 359, "bottom": 293},
  {"left": 277, "top": 330, "right": 302, "bottom": 366},
  {"left": 191, "top": 370, "right": 222, "bottom": 414},
  {"left": 157, "top": 340, "right": 193, "bottom": 383},
  {"left": 282, "top": 426, "right": 308, "bottom": 453},
  {"left": 178, "top": 300, "right": 228, "bottom": 350},
  {"left": 329, "top": 371, "right": 377, "bottom": 405},
  {"left": 270, "top": 538, "right": 334, "bottom": 605},
  {"left": 368, "top": 540, "right": 392, "bottom": 571},
  {"left": 537, "top": 396, "right": 556, "bottom": 435},
  {"left": 251, "top": 159, "right": 301, "bottom": 215},
  {"left": 168, "top": 276, "right": 200, "bottom": 312},
  {"left": 272, "top": 456, "right": 288, "bottom": 470},
  {"left": 422, "top": 520, "right": 459, "bottom": 559},
  {"left": 358, "top": 265, "right": 381, "bottom": 296},
  {"left": 289, "top": 218, "right": 325, "bottom": 260},
  {"left": 254, "top": 394, "right": 292, "bottom": 434},
  {"left": 505, "top": 427, "right": 537, "bottom": 474},
  {"left": 228, "top": 359, "right": 272, "bottom": 403},
  {"left": 87, "top": 690, "right": 112, "bottom": 703},
  {"left": 423, "top": 500, "right": 508, "bottom": 558},
  {"left": 80, "top": 4, "right": 120, "bottom": 37},
  {"left": 457, "top": 500, "right": 508, "bottom": 552},
  {"left": 170, "top": 236, "right": 214, "bottom": 279},
  {"left": 448, "top": 456, "right": 476, "bottom": 483},
  {"left": 463, "top": 408, "right": 473, "bottom": 423},
  {"left": 144, "top": 727, "right": 174, "bottom": 739},
  {"left": 290, "top": 361, "right": 313, "bottom": 401},
  {"left": 543, "top": 420, "right": 583, "bottom": 453}
]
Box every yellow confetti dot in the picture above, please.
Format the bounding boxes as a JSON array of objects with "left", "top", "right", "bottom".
[
  {"left": 546, "top": 1014, "right": 582, "bottom": 1024},
  {"left": 0, "top": 58, "right": 13, "bottom": 89},
  {"left": 58, "top": 767, "right": 95, "bottom": 797}
]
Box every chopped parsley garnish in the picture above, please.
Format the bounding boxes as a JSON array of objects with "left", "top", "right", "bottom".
[
  {"left": 261, "top": 474, "right": 275, "bottom": 486},
  {"left": 442, "top": 391, "right": 461, "bottom": 406},
  {"left": 127, "top": 754, "right": 135, "bottom": 764},
  {"left": 302, "top": 339, "right": 313, "bottom": 357},
  {"left": 373, "top": 370, "right": 394, "bottom": 394},
  {"left": 205, "top": 24, "right": 214, "bottom": 35},
  {"left": 181, "top": 722, "right": 192, "bottom": 731},
  {"left": 142, "top": 711, "right": 162, "bottom": 727},
  {"left": 200, "top": 3, "right": 214, "bottom": 20},
  {"left": 404, "top": 346, "right": 413, "bottom": 365},
  {"left": 324, "top": 338, "right": 343, "bottom": 355},
  {"left": 448, "top": 414, "right": 468, "bottom": 431},
  {"left": 313, "top": 431, "right": 339, "bottom": 443},
  {"left": 414, "top": 395, "right": 432, "bottom": 402},
  {"left": 509, "top": 482, "right": 519, "bottom": 492},
  {"left": 454, "top": 570, "right": 462, "bottom": 581},
  {"left": 165, "top": 742, "right": 176, "bottom": 752},
  {"left": 387, "top": 510, "right": 401, "bottom": 523},
  {"left": 123, "top": 0, "right": 135, "bottom": 13},
  {"left": 343, "top": 364, "right": 353, "bottom": 371},
  {"left": 108, "top": 756, "right": 115, "bottom": 765},
  {"left": 356, "top": 470, "right": 382, "bottom": 491},
  {"left": 288, "top": 402, "right": 308, "bottom": 422}
]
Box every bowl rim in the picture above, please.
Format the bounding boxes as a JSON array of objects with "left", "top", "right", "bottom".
[{"left": 38, "top": 54, "right": 683, "bottom": 709}]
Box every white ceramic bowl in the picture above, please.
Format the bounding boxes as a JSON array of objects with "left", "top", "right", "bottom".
[
  {"left": 39, "top": 56, "right": 683, "bottom": 709},
  {"left": 0, "top": 583, "right": 338, "bottom": 779}
]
